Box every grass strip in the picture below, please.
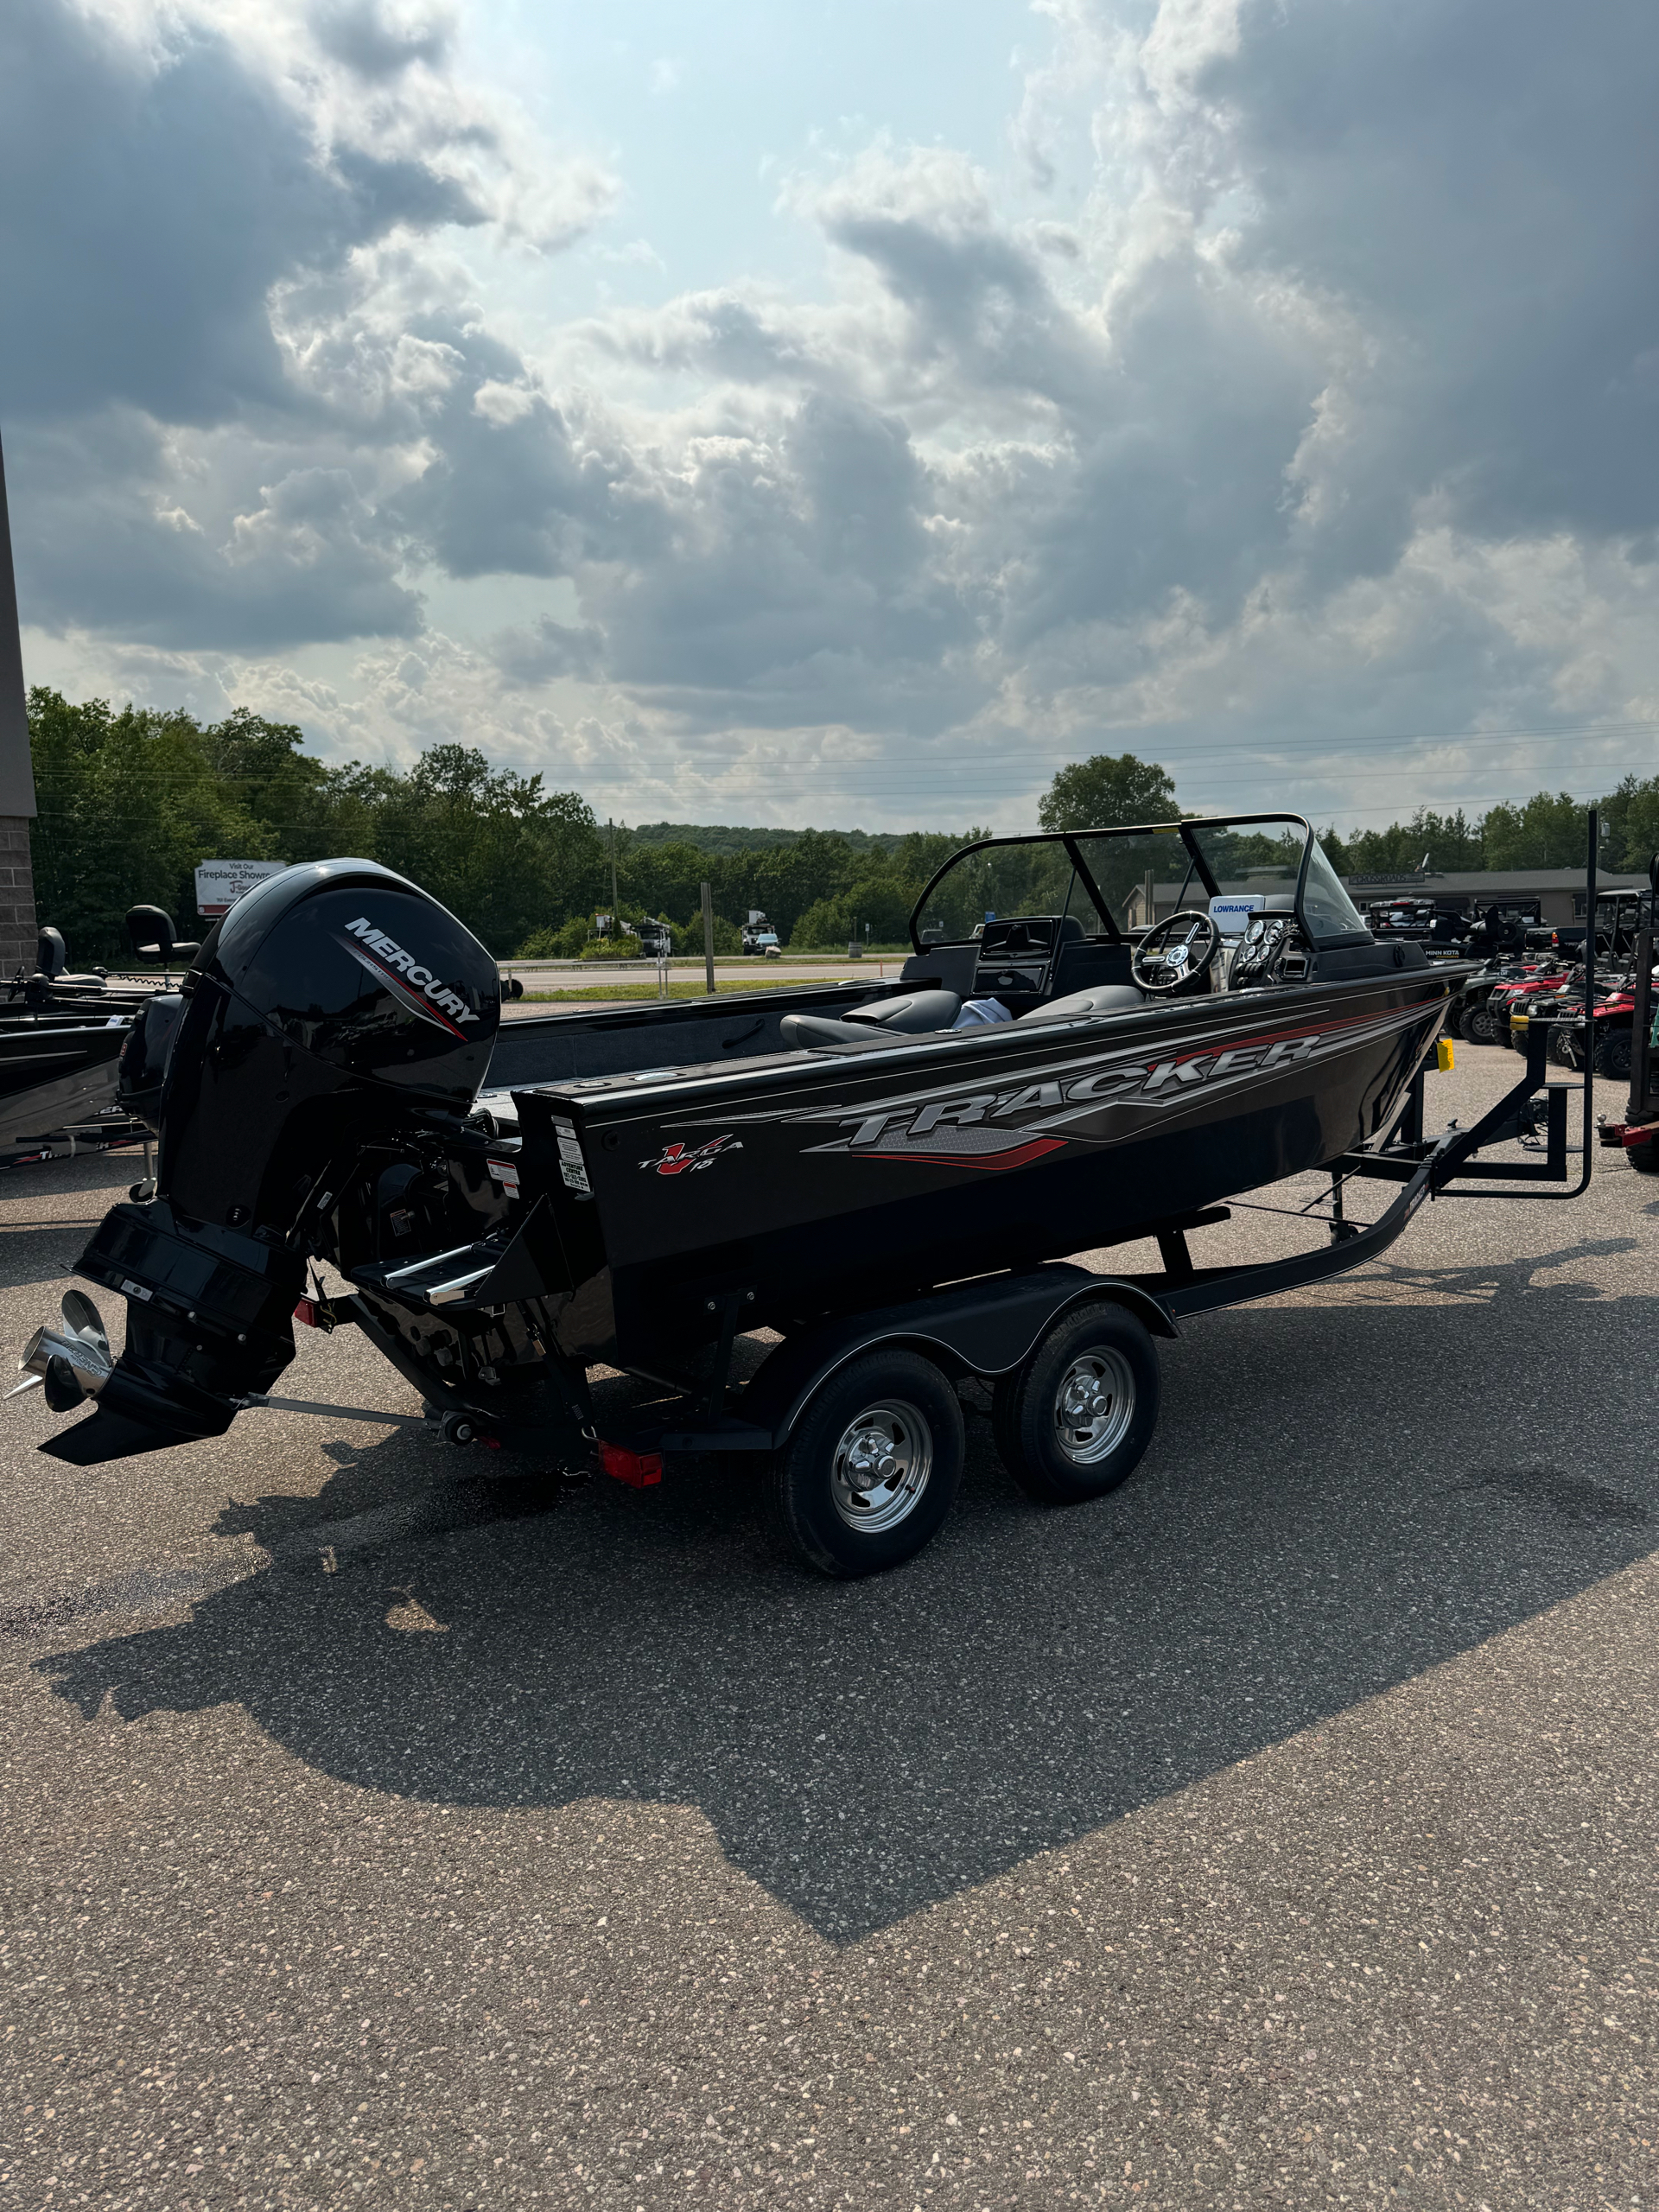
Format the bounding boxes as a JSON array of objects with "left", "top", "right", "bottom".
[{"left": 519, "top": 976, "right": 860, "bottom": 1003}]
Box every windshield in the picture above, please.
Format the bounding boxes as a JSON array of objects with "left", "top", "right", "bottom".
[
  {"left": 912, "top": 839, "right": 1088, "bottom": 947},
  {"left": 1182, "top": 818, "right": 1366, "bottom": 944},
  {"left": 911, "top": 815, "right": 1368, "bottom": 950}
]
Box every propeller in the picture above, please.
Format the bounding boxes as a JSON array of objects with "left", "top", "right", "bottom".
[{"left": 10, "top": 1292, "right": 113, "bottom": 1410}]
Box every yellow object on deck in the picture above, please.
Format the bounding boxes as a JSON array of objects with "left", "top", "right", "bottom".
[{"left": 1437, "top": 1038, "right": 1455, "bottom": 1072}]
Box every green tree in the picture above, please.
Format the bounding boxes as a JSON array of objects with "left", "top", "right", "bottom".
[
  {"left": 1599, "top": 775, "right": 1659, "bottom": 874},
  {"left": 26, "top": 695, "right": 607, "bottom": 962},
  {"left": 321, "top": 742, "right": 606, "bottom": 955},
  {"left": 1478, "top": 791, "right": 1589, "bottom": 870},
  {"left": 789, "top": 874, "right": 918, "bottom": 949},
  {"left": 1038, "top": 753, "right": 1179, "bottom": 834},
  {"left": 29, "top": 690, "right": 274, "bottom": 961},
  {"left": 1338, "top": 806, "right": 1484, "bottom": 875}
]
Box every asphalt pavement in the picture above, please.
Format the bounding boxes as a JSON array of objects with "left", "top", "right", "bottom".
[{"left": 1, "top": 1046, "right": 1655, "bottom": 2209}]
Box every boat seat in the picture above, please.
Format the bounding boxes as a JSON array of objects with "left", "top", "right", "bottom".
[
  {"left": 1018, "top": 983, "right": 1146, "bottom": 1024},
  {"left": 780, "top": 988, "right": 962, "bottom": 1050}
]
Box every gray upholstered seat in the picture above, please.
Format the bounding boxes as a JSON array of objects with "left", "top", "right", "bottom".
[
  {"left": 780, "top": 988, "right": 962, "bottom": 1051},
  {"left": 1016, "top": 983, "right": 1145, "bottom": 1024}
]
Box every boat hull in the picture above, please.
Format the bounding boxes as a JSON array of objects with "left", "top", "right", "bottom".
[
  {"left": 0, "top": 1015, "right": 130, "bottom": 1150},
  {"left": 512, "top": 969, "right": 1459, "bottom": 1366}
]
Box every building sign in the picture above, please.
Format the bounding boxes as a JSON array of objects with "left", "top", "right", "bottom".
[{"left": 194, "top": 860, "right": 289, "bottom": 917}]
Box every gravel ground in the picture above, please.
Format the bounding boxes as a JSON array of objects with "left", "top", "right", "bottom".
[{"left": 0, "top": 1046, "right": 1654, "bottom": 2209}]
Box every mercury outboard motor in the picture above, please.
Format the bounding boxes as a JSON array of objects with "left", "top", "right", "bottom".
[{"left": 40, "top": 860, "right": 499, "bottom": 1455}]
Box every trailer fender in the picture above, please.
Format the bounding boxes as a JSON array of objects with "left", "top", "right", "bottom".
[{"left": 741, "top": 1267, "right": 1177, "bottom": 1451}]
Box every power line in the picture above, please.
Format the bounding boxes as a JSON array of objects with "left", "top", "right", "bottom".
[{"left": 26, "top": 718, "right": 1659, "bottom": 782}]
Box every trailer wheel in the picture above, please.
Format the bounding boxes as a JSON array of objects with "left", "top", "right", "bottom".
[
  {"left": 992, "top": 1304, "right": 1160, "bottom": 1506},
  {"left": 1595, "top": 1030, "right": 1633, "bottom": 1084},
  {"left": 1459, "top": 997, "right": 1502, "bottom": 1046},
  {"left": 769, "top": 1350, "right": 963, "bottom": 1578},
  {"left": 1629, "top": 1140, "right": 1659, "bottom": 1175}
]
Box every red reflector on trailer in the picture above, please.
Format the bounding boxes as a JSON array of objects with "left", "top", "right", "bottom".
[
  {"left": 293, "top": 1298, "right": 317, "bottom": 1327},
  {"left": 599, "top": 1441, "right": 664, "bottom": 1488}
]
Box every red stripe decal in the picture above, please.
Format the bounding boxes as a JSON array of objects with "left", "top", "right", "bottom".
[{"left": 863, "top": 1137, "right": 1068, "bottom": 1172}]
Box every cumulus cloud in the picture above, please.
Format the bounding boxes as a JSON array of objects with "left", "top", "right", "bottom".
[{"left": 7, "top": 0, "right": 1659, "bottom": 826}]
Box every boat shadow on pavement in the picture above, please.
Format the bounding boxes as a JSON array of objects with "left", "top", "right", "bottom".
[{"left": 35, "top": 1234, "right": 1656, "bottom": 1944}]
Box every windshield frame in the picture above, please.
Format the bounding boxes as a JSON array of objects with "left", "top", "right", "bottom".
[{"left": 908, "top": 812, "right": 1341, "bottom": 953}]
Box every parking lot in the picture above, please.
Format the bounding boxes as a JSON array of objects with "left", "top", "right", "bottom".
[{"left": 2, "top": 1045, "right": 1655, "bottom": 2209}]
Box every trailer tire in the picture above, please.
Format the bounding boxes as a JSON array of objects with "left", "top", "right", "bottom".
[
  {"left": 1629, "top": 1140, "right": 1659, "bottom": 1175},
  {"left": 768, "top": 1349, "right": 963, "bottom": 1578},
  {"left": 992, "top": 1303, "right": 1160, "bottom": 1506},
  {"left": 1595, "top": 1030, "right": 1633, "bottom": 1084}
]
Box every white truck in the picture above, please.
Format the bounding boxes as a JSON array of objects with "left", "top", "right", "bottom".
[{"left": 741, "top": 911, "right": 781, "bottom": 957}]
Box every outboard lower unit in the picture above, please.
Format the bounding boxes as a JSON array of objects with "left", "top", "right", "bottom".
[{"left": 41, "top": 860, "right": 501, "bottom": 1452}]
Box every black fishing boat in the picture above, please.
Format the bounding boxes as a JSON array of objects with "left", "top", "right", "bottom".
[
  {"left": 16, "top": 816, "right": 1597, "bottom": 1576},
  {"left": 0, "top": 1008, "right": 133, "bottom": 1153},
  {"left": 0, "top": 918, "right": 180, "bottom": 1156}
]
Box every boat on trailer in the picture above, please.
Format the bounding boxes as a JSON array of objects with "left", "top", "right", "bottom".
[
  {"left": 0, "top": 917, "right": 180, "bottom": 1162},
  {"left": 16, "top": 813, "right": 1598, "bottom": 1576}
]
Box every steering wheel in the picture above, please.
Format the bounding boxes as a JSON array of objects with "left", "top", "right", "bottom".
[{"left": 1132, "top": 910, "right": 1220, "bottom": 996}]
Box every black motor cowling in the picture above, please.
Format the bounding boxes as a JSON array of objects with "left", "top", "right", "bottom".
[
  {"left": 118, "top": 993, "right": 184, "bottom": 1132},
  {"left": 54, "top": 860, "right": 501, "bottom": 1449}
]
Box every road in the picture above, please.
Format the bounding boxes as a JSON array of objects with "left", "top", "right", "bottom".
[
  {"left": 1, "top": 1046, "right": 1654, "bottom": 2208},
  {"left": 500, "top": 959, "right": 898, "bottom": 999}
]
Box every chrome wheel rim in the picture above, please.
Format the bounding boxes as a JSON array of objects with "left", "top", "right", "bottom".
[
  {"left": 830, "top": 1399, "right": 933, "bottom": 1533},
  {"left": 1052, "top": 1349, "right": 1135, "bottom": 1465}
]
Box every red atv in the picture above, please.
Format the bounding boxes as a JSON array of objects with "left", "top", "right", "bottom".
[
  {"left": 1490, "top": 963, "right": 1586, "bottom": 1057},
  {"left": 1458, "top": 954, "right": 1567, "bottom": 1046},
  {"left": 1563, "top": 961, "right": 1659, "bottom": 1084}
]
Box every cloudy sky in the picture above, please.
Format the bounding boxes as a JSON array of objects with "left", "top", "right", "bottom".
[{"left": 4, "top": 0, "right": 1657, "bottom": 831}]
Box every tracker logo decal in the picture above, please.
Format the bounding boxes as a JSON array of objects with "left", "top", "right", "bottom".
[
  {"left": 777, "top": 1001, "right": 1437, "bottom": 1166},
  {"left": 810, "top": 1033, "right": 1326, "bottom": 1162},
  {"left": 641, "top": 1134, "right": 743, "bottom": 1177},
  {"left": 340, "top": 917, "right": 483, "bottom": 1039},
  {"left": 659, "top": 995, "right": 1440, "bottom": 1174}
]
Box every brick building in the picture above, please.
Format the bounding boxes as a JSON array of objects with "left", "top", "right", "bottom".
[{"left": 0, "top": 433, "right": 36, "bottom": 974}]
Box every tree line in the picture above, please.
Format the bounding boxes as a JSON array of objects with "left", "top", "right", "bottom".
[{"left": 23, "top": 692, "right": 1658, "bottom": 965}]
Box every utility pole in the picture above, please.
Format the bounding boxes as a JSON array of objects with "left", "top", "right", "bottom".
[
  {"left": 0, "top": 429, "right": 39, "bottom": 976},
  {"left": 701, "top": 880, "right": 716, "bottom": 995},
  {"left": 608, "top": 818, "right": 620, "bottom": 914}
]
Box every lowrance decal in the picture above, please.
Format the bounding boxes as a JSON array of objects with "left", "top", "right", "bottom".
[
  {"left": 551, "top": 1117, "right": 592, "bottom": 1194},
  {"left": 340, "top": 917, "right": 482, "bottom": 1039}
]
